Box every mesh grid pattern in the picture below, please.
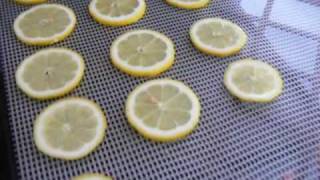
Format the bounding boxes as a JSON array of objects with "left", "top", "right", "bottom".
[{"left": 1, "top": 0, "right": 320, "bottom": 179}]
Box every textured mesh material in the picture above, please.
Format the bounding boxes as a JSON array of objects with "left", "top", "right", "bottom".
[{"left": 1, "top": 0, "right": 320, "bottom": 179}]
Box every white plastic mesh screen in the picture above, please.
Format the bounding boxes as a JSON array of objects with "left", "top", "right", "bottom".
[{"left": 1, "top": 0, "right": 320, "bottom": 179}]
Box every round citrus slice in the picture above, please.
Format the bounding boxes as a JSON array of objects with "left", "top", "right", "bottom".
[
  {"left": 14, "top": 4, "right": 76, "bottom": 45},
  {"left": 224, "top": 58, "right": 284, "bottom": 102},
  {"left": 15, "top": 0, "right": 47, "bottom": 5},
  {"left": 126, "top": 79, "right": 201, "bottom": 142},
  {"left": 89, "top": 0, "right": 146, "bottom": 26},
  {"left": 34, "top": 98, "right": 107, "bottom": 160},
  {"left": 111, "top": 30, "right": 175, "bottom": 77},
  {"left": 166, "top": 0, "right": 210, "bottom": 9},
  {"left": 15, "top": 48, "right": 85, "bottom": 100},
  {"left": 73, "top": 173, "right": 112, "bottom": 180},
  {"left": 190, "top": 18, "right": 247, "bottom": 57}
]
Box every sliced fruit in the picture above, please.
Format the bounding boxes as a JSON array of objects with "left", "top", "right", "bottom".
[
  {"left": 13, "top": 4, "right": 76, "bottom": 45},
  {"left": 111, "top": 30, "right": 175, "bottom": 77},
  {"left": 15, "top": 48, "right": 85, "bottom": 100},
  {"left": 73, "top": 173, "right": 112, "bottom": 180},
  {"left": 126, "top": 79, "right": 201, "bottom": 142},
  {"left": 89, "top": 0, "right": 146, "bottom": 26},
  {"left": 15, "top": 0, "right": 47, "bottom": 5},
  {"left": 224, "top": 58, "right": 284, "bottom": 102},
  {"left": 34, "top": 98, "right": 107, "bottom": 160},
  {"left": 166, "top": 0, "right": 210, "bottom": 9},
  {"left": 190, "top": 18, "right": 247, "bottom": 57}
]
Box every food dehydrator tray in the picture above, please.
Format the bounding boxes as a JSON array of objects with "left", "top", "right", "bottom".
[{"left": 1, "top": 0, "right": 320, "bottom": 179}]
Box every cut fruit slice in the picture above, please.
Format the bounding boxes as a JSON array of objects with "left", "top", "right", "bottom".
[
  {"left": 15, "top": 0, "right": 47, "bottom": 5},
  {"left": 111, "top": 30, "right": 175, "bottom": 77},
  {"left": 224, "top": 58, "right": 284, "bottom": 102},
  {"left": 166, "top": 0, "right": 210, "bottom": 9},
  {"left": 14, "top": 4, "right": 76, "bottom": 45},
  {"left": 89, "top": 0, "right": 146, "bottom": 26},
  {"left": 73, "top": 173, "right": 112, "bottom": 180},
  {"left": 190, "top": 18, "right": 247, "bottom": 57},
  {"left": 15, "top": 48, "right": 85, "bottom": 100},
  {"left": 34, "top": 98, "right": 107, "bottom": 160},
  {"left": 126, "top": 79, "right": 201, "bottom": 142}
]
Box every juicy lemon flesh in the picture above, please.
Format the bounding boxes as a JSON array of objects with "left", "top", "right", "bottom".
[
  {"left": 43, "top": 105, "right": 97, "bottom": 152},
  {"left": 22, "top": 52, "right": 78, "bottom": 91},
  {"left": 197, "top": 22, "right": 238, "bottom": 49},
  {"left": 231, "top": 65, "right": 275, "bottom": 95},
  {"left": 18, "top": 7, "right": 71, "bottom": 38},
  {"left": 118, "top": 33, "right": 167, "bottom": 67},
  {"left": 134, "top": 85, "right": 192, "bottom": 130},
  {"left": 96, "top": 0, "right": 139, "bottom": 17}
]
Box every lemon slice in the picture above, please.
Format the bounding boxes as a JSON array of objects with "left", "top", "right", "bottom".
[
  {"left": 224, "top": 59, "right": 284, "bottom": 102},
  {"left": 15, "top": 0, "right": 47, "bottom": 5},
  {"left": 34, "top": 98, "right": 107, "bottom": 160},
  {"left": 89, "top": 0, "right": 146, "bottom": 26},
  {"left": 190, "top": 18, "right": 247, "bottom": 57},
  {"left": 111, "top": 30, "right": 175, "bottom": 77},
  {"left": 166, "top": 0, "right": 210, "bottom": 9},
  {"left": 15, "top": 48, "right": 85, "bottom": 100},
  {"left": 14, "top": 4, "right": 76, "bottom": 45},
  {"left": 126, "top": 79, "right": 201, "bottom": 142},
  {"left": 73, "top": 173, "right": 112, "bottom": 180}
]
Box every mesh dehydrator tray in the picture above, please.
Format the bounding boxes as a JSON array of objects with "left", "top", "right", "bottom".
[{"left": 1, "top": 0, "right": 320, "bottom": 179}]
